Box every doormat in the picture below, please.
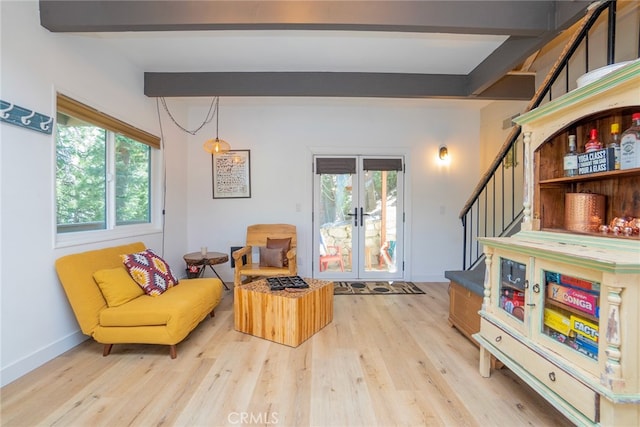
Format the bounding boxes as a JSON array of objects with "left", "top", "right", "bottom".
[{"left": 333, "top": 281, "right": 424, "bottom": 295}]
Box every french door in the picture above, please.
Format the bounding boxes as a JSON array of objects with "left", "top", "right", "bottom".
[{"left": 313, "top": 156, "right": 404, "bottom": 280}]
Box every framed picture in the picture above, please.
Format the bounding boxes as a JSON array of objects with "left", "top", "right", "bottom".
[
  {"left": 212, "top": 150, "right": 251, "bottom": 198},
  {"left": 503, "top": 140, "right": 519, "bottom": 169}
]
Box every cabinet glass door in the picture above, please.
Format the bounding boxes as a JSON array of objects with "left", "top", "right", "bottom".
[
  {"left": 541, "top": 270, "right": 600, "bottom": 361},
  {"left": 499, "top": 257, "right": 527, "bottom": 322}
]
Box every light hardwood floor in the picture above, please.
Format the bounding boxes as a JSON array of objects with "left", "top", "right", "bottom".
[{"left": 1, "top": 282, "right": 574, "bottom": 427}]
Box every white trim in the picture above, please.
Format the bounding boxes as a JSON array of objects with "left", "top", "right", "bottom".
[
  {"left": 0, "top": 331, "right": 87, "bottom": 388},
  {"left": 55, "top": 224, "right": 163, "bottom": 249}
]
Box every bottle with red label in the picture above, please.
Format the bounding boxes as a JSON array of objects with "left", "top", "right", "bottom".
[
  {"left": 620, "top": 113, "right": 640, "bottom": 170},
  {"left": 585, "top": 128, "right": 603, "bottom": 153}
]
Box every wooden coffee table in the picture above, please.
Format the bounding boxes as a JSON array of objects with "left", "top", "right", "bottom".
[{"left": 234, "top": 278, "right": 333, "bottom": 347}]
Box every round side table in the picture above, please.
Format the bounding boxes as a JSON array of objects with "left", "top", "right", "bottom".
[{"left": 183, "top": 251, "right": 229, "bottom": 289}]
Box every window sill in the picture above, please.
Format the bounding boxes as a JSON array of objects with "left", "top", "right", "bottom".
[{"left": 55, "top": 224, "right": 162, "bottom": 249}]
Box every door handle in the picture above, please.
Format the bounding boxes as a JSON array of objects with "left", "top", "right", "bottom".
[
  {"left": 347, "top": 208, "right": 358, "bottom": 226},
  {"left": 360, "top": 207, "right": 371, "bottom": 227}
]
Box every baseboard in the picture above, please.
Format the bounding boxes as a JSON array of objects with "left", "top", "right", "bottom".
[{"left": 1, "top": 331, "right": 87, "bottom": 387}]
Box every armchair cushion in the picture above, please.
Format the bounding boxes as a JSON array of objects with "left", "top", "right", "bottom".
[
  {"left": 93, "top": 267, "right": 144, "bottom": 307},
  {"left": 267, "top": 237, "right": 292, "bottom": 267},
  {"left": 259, "top": 247, "right": 284, "bottom": 267},
  {"left": 121, "top": 249, "right": 179, "bottom": 296}
]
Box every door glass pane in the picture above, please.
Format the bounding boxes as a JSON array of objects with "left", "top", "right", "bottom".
[
  {"left": 542, "top": 270, "right": 600, "bottom": 361},
  {"left": 363, "top": 169, "right": 398, "bottom": 273},
  {"left": 318, "top": 173, "right": 353, "bottom": 273},
  {"left": 499, "top": 257, "right": 526, "bottom": 322}
]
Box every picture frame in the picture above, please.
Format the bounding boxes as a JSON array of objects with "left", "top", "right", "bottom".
[
  {"left": 503, "top": 140, "right": 519, "bottom": 169},
  {"left": 212, "top": 150, "right": 251, "bottom": 199}
]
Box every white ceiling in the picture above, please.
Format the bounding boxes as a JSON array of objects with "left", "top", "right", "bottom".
[{"left": 88, "top": 30, "right": 509, "bottom": 74}]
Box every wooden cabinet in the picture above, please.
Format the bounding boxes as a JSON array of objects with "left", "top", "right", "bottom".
[
  {"left": 474, "top": 61, "right": 640, "bottom": 426},
  {"left": 516, "top": 61, "right": 640, "bottom": 238},
  {"left": 534, "top": 107, "right": 640, "bottom": 235},
  {"left": 448, "top": 281, "right": 482, "bottom": 342}
]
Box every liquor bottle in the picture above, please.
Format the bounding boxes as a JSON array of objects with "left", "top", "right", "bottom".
[
  {"left": 563, "top": 134, "right": 578, "bottom": 177},
  {"left": 620, "top": 113, "right": 640, "bottom": 170},
  {"left": 607, "top": 123, "right": 621, "bottom": 170},
  {"left": 584, "top": 128, "right": 602, "bottom": 153}
]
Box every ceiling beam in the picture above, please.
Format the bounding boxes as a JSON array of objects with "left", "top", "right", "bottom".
[
  {"left": 467, "top": 1, "right": 591, "bottom": 95},
  {"left": 144, "top": 71, "right": 535, "bottom": 100},
  {"left": 468, "top": 36, "right": 546, "bottom": 96},
  {"left": 474, "top": 73, "right": 536, "bottom": 101},
  {"left": 144, "top": 72, "right": 469, "bottom": 98},
  {"left": 40, "top": 0, "right": 558, "bottom": 36}
]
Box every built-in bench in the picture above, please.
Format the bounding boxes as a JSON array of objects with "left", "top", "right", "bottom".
[{"left": 445, "top": 264, "right": 485, "bottom": 344}]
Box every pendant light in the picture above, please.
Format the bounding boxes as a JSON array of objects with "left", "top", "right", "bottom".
[{"left": 203, "top": 97, "right": 231, "bottom": 154}]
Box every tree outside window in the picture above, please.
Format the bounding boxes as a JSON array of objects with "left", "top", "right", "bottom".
[{"left": 56, "top": 112, "right": 150, "bottom": 234}]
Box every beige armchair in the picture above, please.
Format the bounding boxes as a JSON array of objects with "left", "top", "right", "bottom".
[{"left": 232, "top": 224, "right": 297, "bottom": 287}]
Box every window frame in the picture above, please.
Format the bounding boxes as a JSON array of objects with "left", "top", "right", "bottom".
[{"left": 54, "top": 93, "right": 162, "bottom": 248}]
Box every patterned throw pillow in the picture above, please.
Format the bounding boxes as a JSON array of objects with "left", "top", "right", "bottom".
[{"left": 121, "top": 249, "right": 179, "bottom": 296}]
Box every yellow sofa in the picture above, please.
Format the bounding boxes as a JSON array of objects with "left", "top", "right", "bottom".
[{"left": 55, "top": 242, "right": 224, "bottom": 358}]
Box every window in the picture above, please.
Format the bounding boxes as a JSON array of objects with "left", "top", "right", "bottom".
[{"left": 55, "top": 94, "right": 159, "bottom": 235}]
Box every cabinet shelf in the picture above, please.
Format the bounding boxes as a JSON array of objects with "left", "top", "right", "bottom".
[
  {"left": 539, "top": 167, "right": 640, "bottom": 185},
  {"left": 545, "top": 299, "right": 599, "bottom": 323},
  {"left": 500, "top": 281, "right": 525, "bottom": 292},
  {"left": 540, "top": 227, "right": 640, "bottom": 240}
]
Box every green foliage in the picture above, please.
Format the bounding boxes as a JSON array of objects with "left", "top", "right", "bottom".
[
  {"left": 115, "top": 134, "right": 150, "bottom": 225},
  {"left": 56, "top": 119, "right": 107, "bottom": 229},
  {"left": 319, "top": 170, "right": 398, "bottom": 225},
  {"left": 56, "top": 113, "right": 151, "bottom": 232}
]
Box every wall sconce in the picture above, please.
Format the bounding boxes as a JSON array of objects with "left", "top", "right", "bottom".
[{"left": 438, "top": 145, "right": 449, "bottom": 161}]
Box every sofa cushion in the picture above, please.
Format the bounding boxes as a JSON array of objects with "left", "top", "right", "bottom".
[
  {"left": 121, "top": 249, "right": 179, "bottom": 296},
  {"left": 266, "top": 237, "right": 291, "bottom": 267},
  {"left": 259, "top": 246, "right": 284, "bottom": 268},
  {"left": 99, "top": 278, "right": 219, "bottom": 327},
  {"left": 55, "top": 242, "right": 146, "bottom": 336},
  {"left": 93, "top": 267, "right": 144, "bottom": 307}
]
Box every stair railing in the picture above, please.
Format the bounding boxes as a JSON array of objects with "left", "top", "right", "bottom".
[{"left": 458, "top": 0, "right": 622, "bottom": 270}]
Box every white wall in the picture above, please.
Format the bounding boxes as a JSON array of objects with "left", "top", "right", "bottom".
[
  {"left": 181, "top": 97, "right": 483, "bottom": 282},
  {"left": 0, "top": 1, "right": 187, "bottom": 386},
  {"left": 1, "top": 1, "right": 483, "bottom": 386}
]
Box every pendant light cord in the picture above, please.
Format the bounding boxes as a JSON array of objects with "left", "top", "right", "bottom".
[
  {"left": 160, "top": 96, "right": 218, "bottom": 135},
  {"left": 215, "top": 97, "right": 220, "bottom": 139}
]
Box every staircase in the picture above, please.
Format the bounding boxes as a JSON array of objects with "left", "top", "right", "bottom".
[
  {"left": 457, "top": 0, "right": 636, "bottom": 272},
  {"left": 445, "top": 0, "right": 637, "bottom": 344}
]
